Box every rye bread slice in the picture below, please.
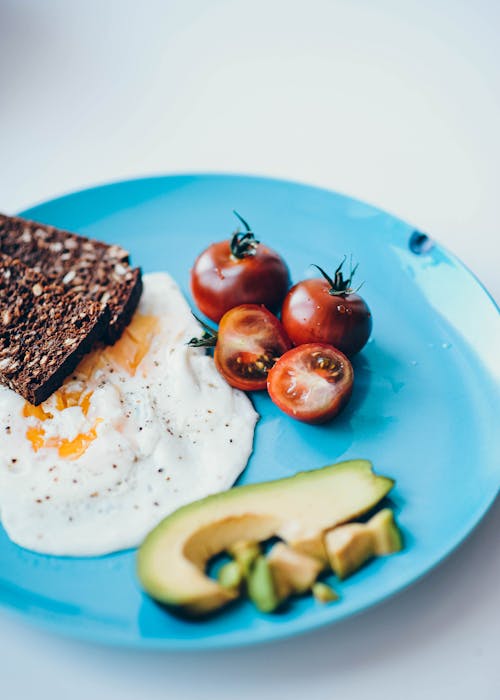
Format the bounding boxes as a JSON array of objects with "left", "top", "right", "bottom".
[
  {"left": 0, "top": 214, "right": 142, "bottom": 343},
  {"left": 0, "top": 254, "right": 110, "bottom": 405}
]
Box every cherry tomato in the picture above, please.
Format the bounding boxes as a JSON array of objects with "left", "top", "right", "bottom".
[
  {"left": 281, "top": 259, "right": 372, "bottom": 356},
  {"left": 214, "top": 304, "right": 292, "bottom": 391},
  {"left": 267, "top": 343, "right": 353, "bottom": 424},
  {"left": 190, "top": 212, "right": 290, "bottom": 323}
]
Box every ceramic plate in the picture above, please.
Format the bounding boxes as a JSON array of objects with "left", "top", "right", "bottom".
[{"left": 1, "top": 174, "right": 498, "bottom": 648}]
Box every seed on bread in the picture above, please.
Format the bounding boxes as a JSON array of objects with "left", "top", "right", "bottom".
[
  {"left": 0, "top": 213, "right": 142, "bottom": 343},
  {"left": 0, "top": 253, "right": 109, "bottom": 404}
]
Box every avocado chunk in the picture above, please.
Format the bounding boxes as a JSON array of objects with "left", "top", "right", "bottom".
[
  {"left": 324, "top": 523, "right": 375, "bottom": 579},
  {"left": 268, "top": 542, "right": 323, "bottom": 600},
  {"left": 367, "top": 508, "right": 403, "bottom": 555},
  {"left": 289, "top": 534, "right": 330, "bottom": 567},
  {"left": 247, "top": 555, "right": 280, "bottom": 613},
  {"left": 228, "top": 540, "right": 261, "bottom": 576},
  {"left": 137, "top": 460, "right": 394, "bottom": 616},
  {"left": 217, "top": 560, "right": 243, "bottom": 591},
  {"left": 312, "top": 582, "right": 339, "bottom": 603}
]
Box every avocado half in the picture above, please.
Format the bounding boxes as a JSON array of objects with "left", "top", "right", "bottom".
[{"left": 136, "top": 459, "right": 394, "bottom": 616}]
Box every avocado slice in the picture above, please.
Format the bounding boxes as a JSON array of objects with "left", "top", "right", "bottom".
[
  {"left": 137, "top": 460, "right": 394, "bottom": 616},
  {"left": 267, "top": 542, "right": 323, "bottom": 600},
  {"left": 324, "top": 523, "right": 375, "bottom": 579},
  {"left": 367, "top": 508, "right": 403, "bottom": 555}
]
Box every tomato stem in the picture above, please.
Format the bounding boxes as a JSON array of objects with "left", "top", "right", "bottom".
[
  {"left": 187, "top": 313, "right": 218, "bottom": 348},
  {"left": 230, "top": 211, "right": 260, "bottom": 259},
  {"left": 232, "top": 210, "right": 252, "bottom": 232},
  {"left": 311, "top": 258, "right": 363, "bottom": 297}
]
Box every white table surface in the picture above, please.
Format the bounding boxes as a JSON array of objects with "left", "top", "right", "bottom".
[{"left": 0, "top": 1, "right": 499, "bottom": 698}]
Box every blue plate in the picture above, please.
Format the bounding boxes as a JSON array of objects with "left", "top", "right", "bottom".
[{"left": 1, "top": 174, "right": 499, "bottom": 649}]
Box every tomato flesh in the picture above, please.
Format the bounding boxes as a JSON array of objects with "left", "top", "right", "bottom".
[
  {"left": 267, "top": 343, "right": 353, "bottom": 424},
  {"left": 191, "top": 240, "right": 289, "bottom": 322},
  {"left": 281, "top": 278, "right": 372, "bottom": 356},
  {"left": 214, "top": 305, "right": 292, "bottom": 391}
]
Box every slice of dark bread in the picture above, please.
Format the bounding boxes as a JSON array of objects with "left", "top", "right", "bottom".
[
  {"left": 0, "top": 254, "right": 110, "bottom": 405},
  {"left": 0, "top": 214, "right": 142, "bottom": 343}
]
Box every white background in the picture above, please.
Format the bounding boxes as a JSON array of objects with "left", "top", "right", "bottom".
[{"left": 0, "top": 1, "right": 499, "bottom": 698}]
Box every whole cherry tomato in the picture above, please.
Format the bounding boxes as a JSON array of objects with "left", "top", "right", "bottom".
[
  {"left": 188, "top": 304, "right": 292, "bottom": 391},
  {"left": 281, "top": 259, "right": 372, "bottom": 356},
  {"left": 190, "top": 212, "right": 290, "bottom": 323},
  {"left": 267, "top": 343, "right": 354, "bottom": 424}
]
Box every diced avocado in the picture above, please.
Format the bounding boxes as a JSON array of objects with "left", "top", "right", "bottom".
[
  {"left": 217, "top": 560, "right": 243, "bottom": 591},
  {"left": 247, "top": 555, "right": 280, "bottom": 613},
  {"left": 367, "top": 508, "right": 403, "bottom": 555},
  {"left": 228, "top": 540, "right": 261, "bottom": 576},
  {"left": 136, "top": 460, "right": 394, "bottom": 616},
  {"left": 268, "top": 542, "right": 323, "bottom": 600},
  {"left": 312, "top": 582, "right": 339, "bottom": 603},
  {"left": 289, "top": 534, "right": 330, "bottom": 567},
  {"left": 324, "top": 523, "right": 375, "bottom": 579}
]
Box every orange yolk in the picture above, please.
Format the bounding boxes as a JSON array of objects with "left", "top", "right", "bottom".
[
  {"left": 104, "top": 314, "right": 158, "bottom": 376},
  {"left": 23, "top": 313, "right": 158, "bottom": 459},
  {"left": 24, "top": 388, "right": 97, "bottom": 459},
  {"left": 23, "top": 403, "right": 53, "bottom": 421},
  {"left": 26, "top": 425, "right": 46, "bottom": 451},
  {"left": 27, "top": 420, "right": 102, "bottom": 460}
]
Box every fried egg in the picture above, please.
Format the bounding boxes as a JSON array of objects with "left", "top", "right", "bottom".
[{"left": 0, "top": 272, "right": 258, "bottom": 555}]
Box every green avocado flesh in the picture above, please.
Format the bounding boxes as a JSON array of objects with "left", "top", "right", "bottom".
[
  {"left": 312, "top": 582, "right": 339, "bottom": 604},
  {"left": 247, "top": 555, "right": 280, "bottom": 613},
  {"left": 367, "top": 508, "right": 403, "bottom": 555},
  {"left": 217, "top": 560, "right": 243, "bottom": 591},
  {"left": 136, "top": 459, "right": 394, "bottom": 616},
  {"left": 228, "top": 540, "right": 261, "bottom": 576}
]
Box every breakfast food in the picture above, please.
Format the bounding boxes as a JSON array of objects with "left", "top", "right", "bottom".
[
  {"left": 0, "top": 213, "right": 142, "bottom": 343},
  {"left": 190, "top": 241, "right": 373, "bottom": 422},
  {"left": 137, "top": 459, "right": 395, "bottom": 616},
  {"left": 281, "top": 259, "right": 372, "bottom": 356},
  {"left": 0, "top": 254, "right": 109, "bottom": 404},
  {"left": 214, "top": 305, "right": 292, "bottom": 391},
  {"left": 267, "top": 343, "right": 354, "bottom": 424},
  {"left": 324, "top": 509, "right": 403, "bottom": 578},
  {"left": 0, "top": 200, "right": 402, "bottom": 632},
  {"left": 0, "top": 272, "right": 257, "bottom": 555},
  {"left": 189, "top": 304, "right": 292, "bottom": 391},
  {"left": 246, "top": 555, "right": 280, "bottom": 613},
  {"left": 267, "top": 542, "right": 323, "bottom": 597},
  {"left": 190, "top": 211, "right": 289, "bottom": 322},
  {"left": 312, "top": 582, "right": 339, "bottom": 603}
]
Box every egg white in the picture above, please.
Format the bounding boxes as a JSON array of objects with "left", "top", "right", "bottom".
[{"left": 0, "top": 272, "right": 258, "bottom": 556}]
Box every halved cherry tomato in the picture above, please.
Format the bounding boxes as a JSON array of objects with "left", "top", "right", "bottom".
[
  {"left": 281, "top": 259, "right": 372, "bottom": 357},
  {"left": 191, "top": 212, "right": 290, "bottom": 323},
  {"left": 267, "top": 343, "right": 353, "bottom": 424},
  {"left": 214, "top": 304, "right": 292, "bottom": 391}
]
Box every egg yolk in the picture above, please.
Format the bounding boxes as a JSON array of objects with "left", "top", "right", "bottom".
[
  {"left": 26, "top": 425, "right": 46, "bottom": 451},
  {"left": 23, "top": 313, "right": 158, "bottom": 459},
  {"left": 104, "top": 314, "right": 159, "bottom": 376},
  {"left": 23, "top": 403, "right": 53, "bottom": 421}
]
